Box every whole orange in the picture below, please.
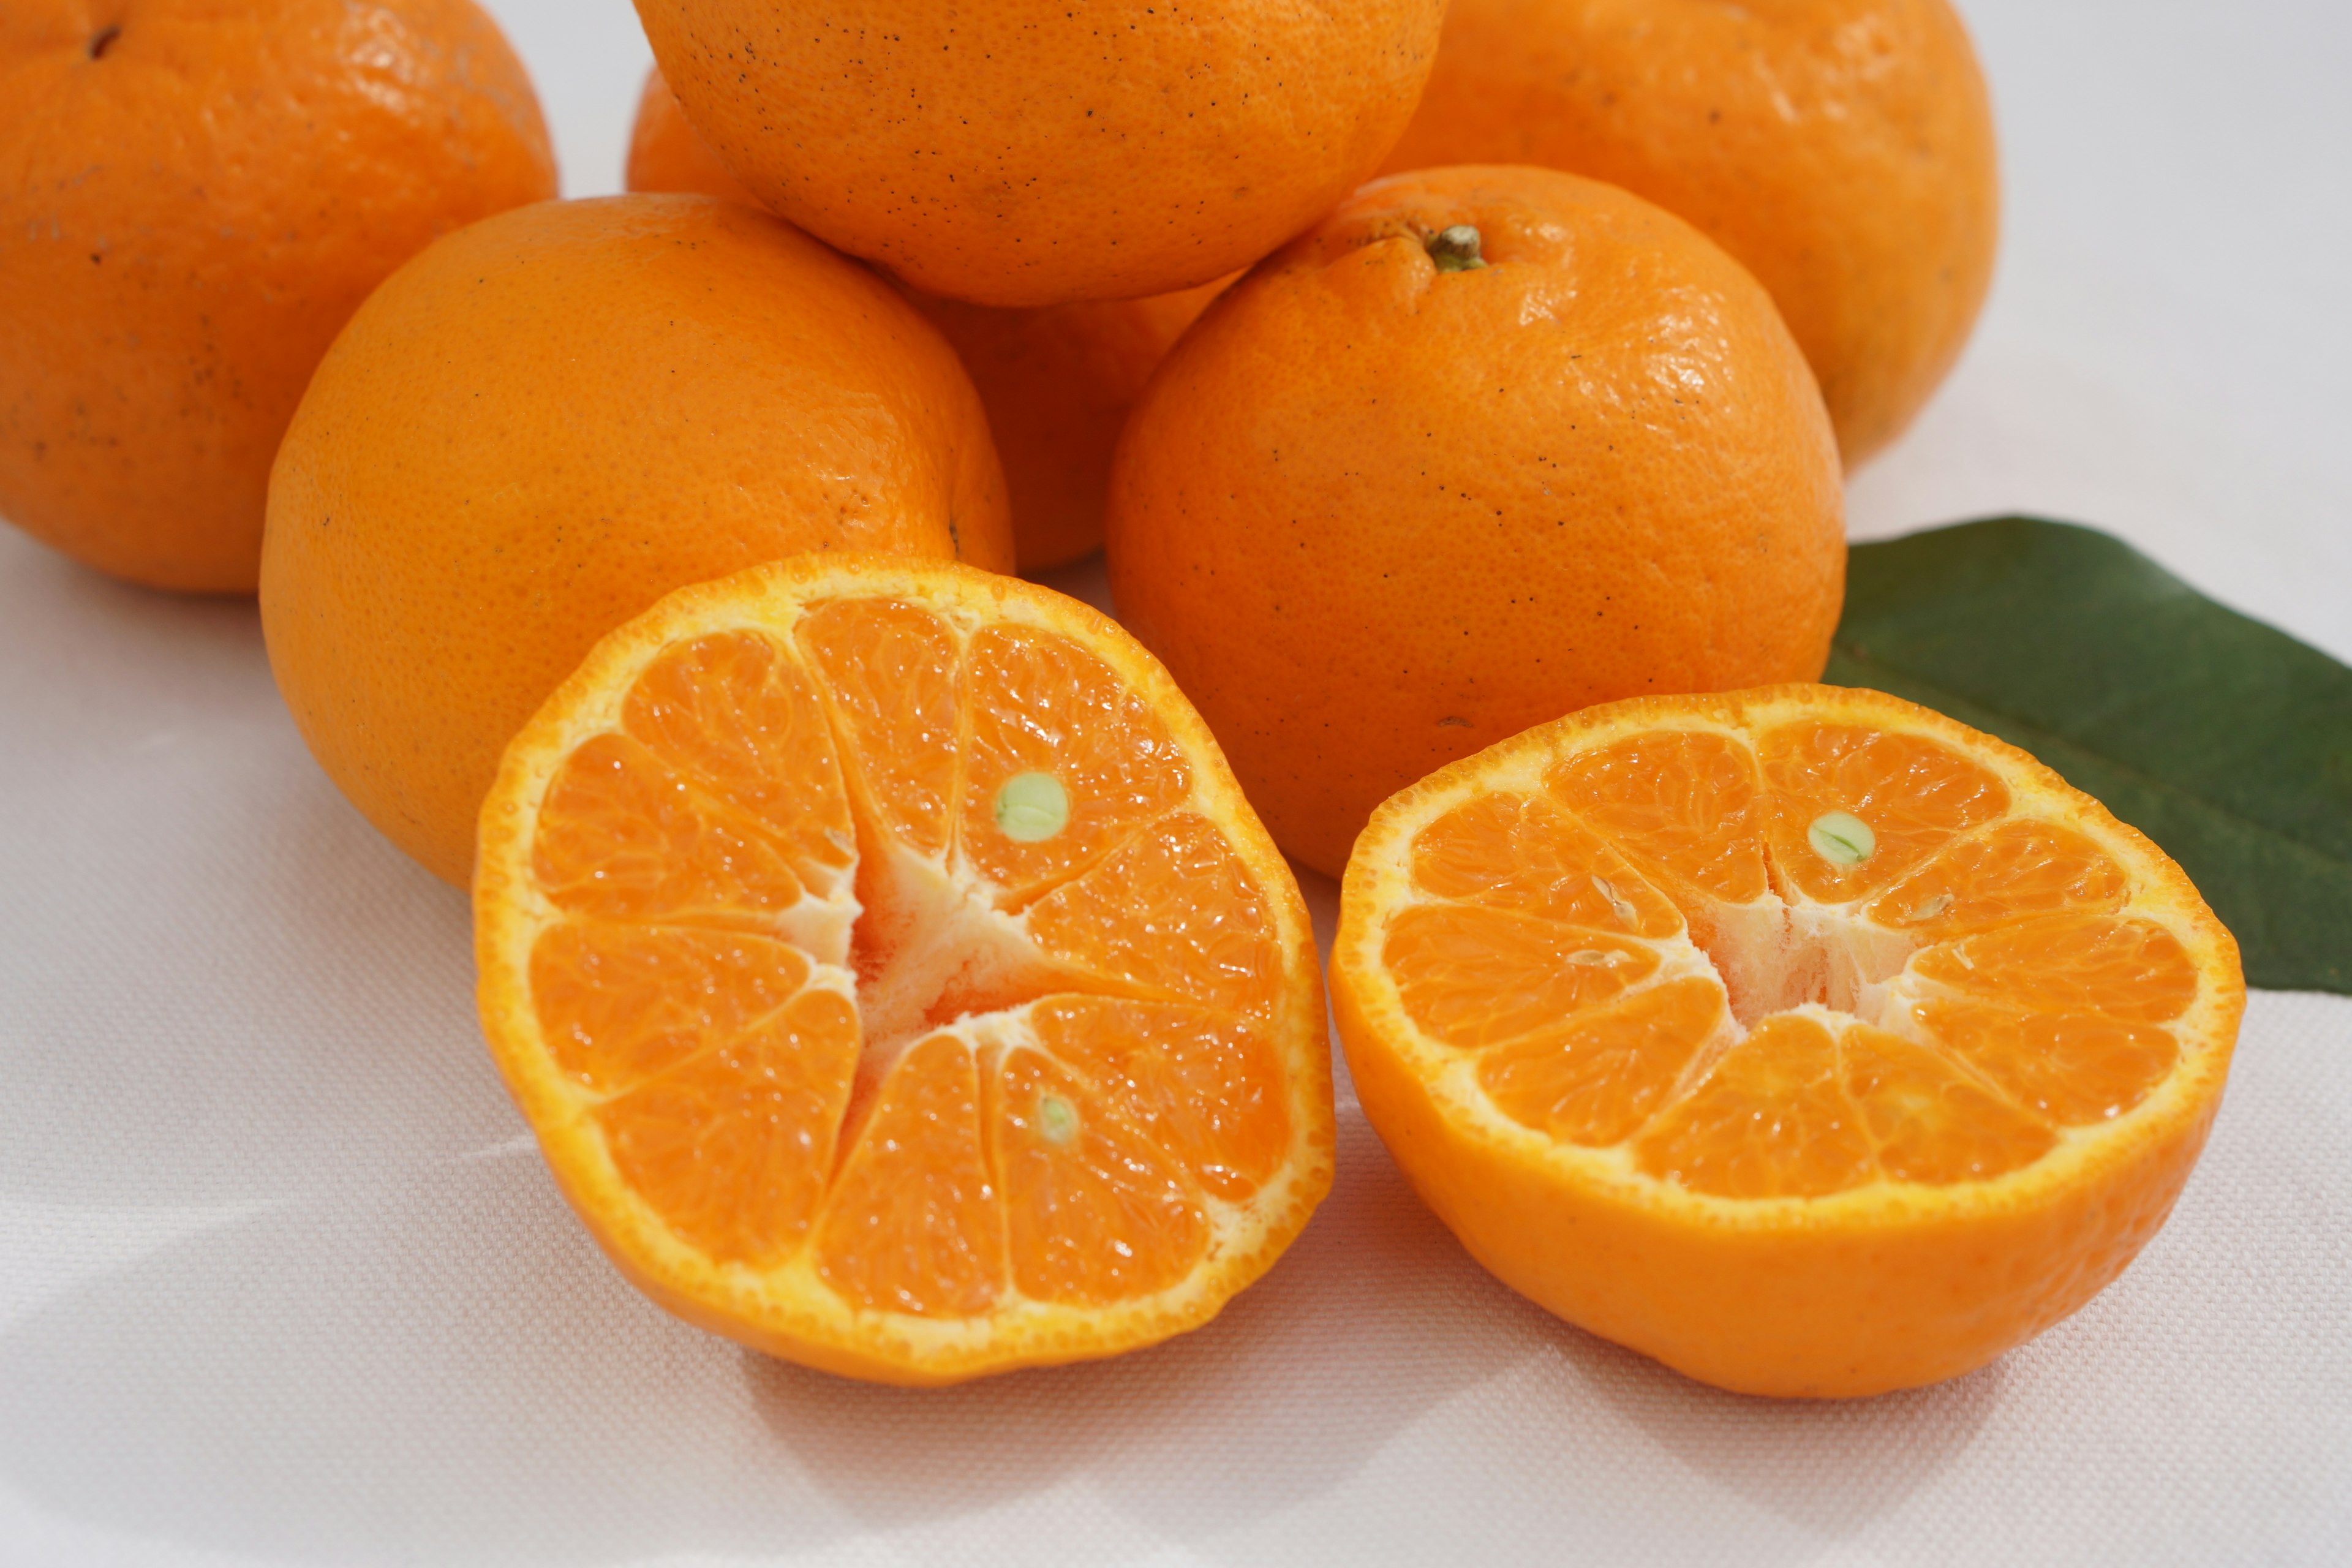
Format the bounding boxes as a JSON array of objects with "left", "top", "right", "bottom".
[
  {"left": 1105, "top": 167, "right": 1845, "bottom": 877},
  {"left": 1381, "top": 0, "right": 1999, "bottom": 466},
  {"left": 624, "top": 63, "right": 759, "bottom": 208},
  {"left": 0, "top": 0, "right": 555, "bottom": 592},
  {"left": 905, "top": 283, "right": 1232, "bottom": 571},
  {"left": 638, "top": 0, "right": 1447, "bottom": 307},
  {"left": 627, "top": 65, "right": 1230, "bottom": 571},
  {"left": 260, "top": 195, "right": 1011, "bottom": 886}
]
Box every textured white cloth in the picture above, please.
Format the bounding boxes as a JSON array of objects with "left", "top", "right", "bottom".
[{"left": 3, "top": 1, "right": 2348, "bottom": 1562}]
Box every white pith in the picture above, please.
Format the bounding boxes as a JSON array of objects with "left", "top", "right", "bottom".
[{"left": 840, "top": 831, "right": 1068, "bottom": 1061}]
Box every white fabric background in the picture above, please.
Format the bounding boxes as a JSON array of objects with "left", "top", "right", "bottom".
[{"left": 4, "top": 1, "right": 2348, "bottom": 1562}]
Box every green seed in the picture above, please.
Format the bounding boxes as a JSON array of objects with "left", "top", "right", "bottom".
[
  {"left": 994, "top": 771, "right": 1069, "bottom": 842},
  {"left": 1808, "top": 810, "right": 1876, "bottom": 865},
  {"left": 1036, "top": 1093, "right": 1080, "bottom": 1147},
  {"left": 1427, "top": 224, "right": 1487, "bottom": 272}
]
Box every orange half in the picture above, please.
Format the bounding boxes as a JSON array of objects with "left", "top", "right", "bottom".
[
  {"left": 476, "top": 556, "right": 1332, "bottom": 1384},
  {"left": 1332, "top": 685, "right": 2242, "bottom": 1397}
]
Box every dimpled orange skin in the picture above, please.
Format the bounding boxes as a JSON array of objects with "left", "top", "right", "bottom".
[
  {"left": 637, "top": 0, "right": 1447, "bottom": 308},
  {"left": 1341, "top": 978, "right": 2221, "bottom": 1394},
  {"left": 1381, "top": 0, "right": 1999, "bottom": 467},
  {"left": 260, "top": 195, "right": 1011, "bottom": 887},
  {"left": 1106, "top": 167, "right": 1845, "bottom": 877},
  {"left": 627, "top": 66, "right": 1231, "bottom": 571},
  {"left": 908, "top": 284, "right": 1235, "bottom": 571},
  {"left": 0, "top": 0, "right": 555, "bottom": 592},
  {"left": 625, "top": 62, "right": 760, "bottom": 208}
]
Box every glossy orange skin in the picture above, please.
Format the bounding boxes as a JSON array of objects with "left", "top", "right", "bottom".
[
  {"left": 627, "top": 67, "right": 1229, "bottom": 571},
  {"left": 638, "top": 0, "right": 1447, "bottom": 307},
  {"left": 908, "top": 284, "right": 1233, "bottom": 571},
  {"left": 1106, "top": 167, "right": 1845, "bottom": 876},
  {"left": 1381, "top": 0, "right": 1999, "bottom": 466},
  {"left": 1336, "top": 968, "right": 2223, "bottom": 1395},
  {"left": 0, "top": 0, "right": 555, "bottom": 592},
  {"left": 261, "top": 195, "right": 1012, "bottom": 886},
  {"left": 624, "top": 63, "right": 760, "bottom": 208}
]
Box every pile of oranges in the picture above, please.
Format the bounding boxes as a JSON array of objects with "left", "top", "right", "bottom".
[{"left": 2, "top": 0, "right": 2240, "bottom": 1400}]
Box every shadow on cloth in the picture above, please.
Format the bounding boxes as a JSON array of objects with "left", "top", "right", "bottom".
[
  {"left": 741, "top": 1113, "right": 1539, "bottom": 1542},
  {"left": 1588, "top": 1330, "right": 2010, "bottom": 1540},
  {"left": 0, "top": 1117, "right": 1509, "bottom": 1564},
  {"left": 0, "top": 1148, "right": 869, "bottom": 1566},
  {"left": 0, "top": 766, "right": 493, "bottom": 1212},
  {"left": 0, "top": 539, "right": 500, "bottom": 1213},
  {"left": 0, "top": 1104, "right": 2005, "bottom": 1565}
]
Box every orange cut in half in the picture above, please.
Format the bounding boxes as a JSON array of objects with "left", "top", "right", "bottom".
[
  {"left": 1332, "top": 685, "right": 2242, "bottom": 1398},
  {"left": 475, "top": 556, "right": 1332, "bottom": 1384}
]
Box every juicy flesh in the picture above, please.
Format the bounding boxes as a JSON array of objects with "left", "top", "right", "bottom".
[
  {"left": 1386, "top": 722, "right": 2201, "bottom": 1200},
  {"left": 524, "top": 605, "right": 1291, "bottom": 1317}
]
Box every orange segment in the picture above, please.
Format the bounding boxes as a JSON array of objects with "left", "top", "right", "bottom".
[
  {"left": 1909, "top": 997, "right": 2180, "bottom": 1128},
  {"left": 1543, "top": 728, "right": 1769, "bottom": 905},
  {"left": 813, "top": 1031, "right": 1006, "bottom": 1317},
  {"left": 1408, "top": 791, "right": 1683, "bottom": 937},
  {"left": 1477, "top": 976, "right": 1728, "bottom": 1146},
  {"left": 1913, "top": 913, "right": 2201, "bottom": 1023},
  {"left": 1865, "top": 818, "right": 2130, "bottom": 939},
  {"left": 1758, "top": 719, "right": 2009, "bottom": 902},
  {"left": 993, "top": 1050, "right": 1208, "bottom": 1306},
  {"left": 1029, "top": 997, "right": 1290, "bottom": 1202},
  {"left": 529, "top": 922, "right": 815, "bottom": 1095},
  {"left": 1332, "top": 682, "right": 2242, "bottom": 1398},
  {"left": 1024, "top": 812, "right": 1287, "bottom": 1022},
  {"left": 620, "top": 630, "right": 856, "bottom": 895},
  {"left": 1839, "top": 1024, "right": 2056, "bottom": 1185},
  {"left": 1382, "top": 903, "right": 1659, "bottom": 1050},
  {"left": 530, "top": 733, "right": 810, "bottom": 925},
  {"left": 475, "top": 556, "right": 1331, "bottom": 1384},
  {"left": 792, "top": 597, "right": 963, "bottom": 859},
  {"left": 1632, "top": 1013, "right": 1879, "bottom": 1198},
  {"left": 959, "top": 623, "right": 1193, "bottom": 898},
  {"left": 597, "top": 985, "right": 860, "bottom": 1268}
]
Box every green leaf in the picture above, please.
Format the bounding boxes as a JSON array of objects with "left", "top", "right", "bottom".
[{"left": 1825, "top": 516, "right": 2352, "bottom": 993}]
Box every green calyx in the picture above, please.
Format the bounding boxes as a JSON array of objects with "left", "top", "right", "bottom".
[{"left": 1426, "top": 224, "right": 1487, "bottom": 273}]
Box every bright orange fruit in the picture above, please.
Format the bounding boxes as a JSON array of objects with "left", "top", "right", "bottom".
[
  {"left": 897, "top": 282, "right": 1234, "bottom": 573},
  {"left": 1380, "top": 0, "right": 2000, "bottom": 466},
  {"left": 624, "top": 62, "right": 760, "bottom": 208},
  {"left": 622, "top": 64, "right": 1231, "bottom": 572},
  {"left": 262, "top": 194, "right": 1011, "bottom": 886},
  {"left": 1332, "top": 685, "right": 2242, "bottom": 1397},
  {"left": 476, "top": 555, "right": 1333, "bottom": 1384},
  {"left": 0, "top": 0, "right": 555, "bottom": 591},
  {"left": 1106, "top": 165, "right": 1844, "bottom": 876},
  {"left": 638, "top": 0, "right": 1447, "bottom": 306}
]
